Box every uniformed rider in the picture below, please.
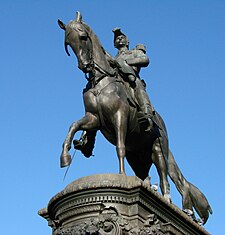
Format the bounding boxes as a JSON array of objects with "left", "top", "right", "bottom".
[{"left": 113, "top": 27, "right": 155, "bottom": 131}]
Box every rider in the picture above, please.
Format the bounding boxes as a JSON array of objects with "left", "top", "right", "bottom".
[{"left": 112, "top": 27, "right": 155, "bottom": 131}]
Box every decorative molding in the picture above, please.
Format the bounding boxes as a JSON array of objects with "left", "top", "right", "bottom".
[{"left": 54, "top": 208, "right": 165, "bottom": 235}]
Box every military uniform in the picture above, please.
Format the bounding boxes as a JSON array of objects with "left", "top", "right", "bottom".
[{"left": 115, "top": 44, "right": 147, "bottom": 78}]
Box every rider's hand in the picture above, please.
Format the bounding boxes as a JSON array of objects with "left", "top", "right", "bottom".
[{"left": 128, "top": 74, "right": 136, "bottom": 82}]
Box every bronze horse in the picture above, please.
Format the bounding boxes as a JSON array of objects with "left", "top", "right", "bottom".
[{"left": 58, "top": 12, "right": 212, "bottom": 224}]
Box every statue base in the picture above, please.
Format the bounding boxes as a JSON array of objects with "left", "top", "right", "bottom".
[{"left": 39, "top": 174, "right": 210, "bottom": 235}]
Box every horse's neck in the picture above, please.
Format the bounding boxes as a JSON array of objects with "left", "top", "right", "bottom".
[
  {"left": 87, "top": 28, "right": 114, "bottom": 76},
  {"left": 93, "top": 45, "right": 113, "bottom": 75}
]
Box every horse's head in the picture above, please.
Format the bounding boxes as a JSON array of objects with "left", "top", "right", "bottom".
[{"left": 58, "top": 12, "right": 93, "bottom": 73}]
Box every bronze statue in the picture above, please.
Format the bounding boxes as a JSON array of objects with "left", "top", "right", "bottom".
[{"left": 58, "top": 12, "right": 212, "bottom": 224}]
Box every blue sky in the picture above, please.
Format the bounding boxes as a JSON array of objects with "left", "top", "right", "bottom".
[{"left": 1, "top": 1, "right": 224, "bottom": 234}]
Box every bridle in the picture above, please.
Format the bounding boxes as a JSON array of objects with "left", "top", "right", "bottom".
[
  {"left": 76, "top": 30, "right": 115, "bottom": 84},
  {"left": 65, "top": 20, "right": 116, "bottom": 86}
]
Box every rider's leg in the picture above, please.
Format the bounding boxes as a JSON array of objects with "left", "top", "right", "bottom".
[{"left": 135, "top": 79, "right": 154, "bottom": 131}]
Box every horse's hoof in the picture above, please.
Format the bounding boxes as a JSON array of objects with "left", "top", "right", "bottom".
[{"left": 60, "top": 154, "right": 71, "bottom": 168}]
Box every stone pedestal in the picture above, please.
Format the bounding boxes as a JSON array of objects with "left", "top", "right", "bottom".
[{"left": 39, "top": 174, "right": 210, "bottom": 235}]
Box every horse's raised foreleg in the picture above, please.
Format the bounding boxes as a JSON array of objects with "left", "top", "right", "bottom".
[
  {"left": 60, "top": 112, "right": 99, "bottom": 167},
  {"left": 152, "top": 137, "right": 171, "bottom": 203}
]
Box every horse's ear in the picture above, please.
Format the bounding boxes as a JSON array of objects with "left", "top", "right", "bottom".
[
  {"left": 76, "top": 11, "right": 82, "bottom": 22},
  {"left": 58, "top": 19, "right": 66, "bottom": 30}
]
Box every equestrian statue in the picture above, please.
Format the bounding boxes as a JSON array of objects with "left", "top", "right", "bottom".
[{"left": 58, "top": 11, "right": 212, "bottom": 224}]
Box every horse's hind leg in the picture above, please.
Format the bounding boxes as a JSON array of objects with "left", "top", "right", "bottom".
[
  {"left": 152, "top": 137, "right": 171, "bottom": 203},
  {"left": 60, "top": 112, "right": 99, "bottom": 167}
]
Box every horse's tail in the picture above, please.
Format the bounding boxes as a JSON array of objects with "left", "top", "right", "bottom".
[
  {"left": 167, "top": 150, "right": 212, "bottom": 224},
  {"left": 188, "top": 182, "right": 213, "bottom": 224}
]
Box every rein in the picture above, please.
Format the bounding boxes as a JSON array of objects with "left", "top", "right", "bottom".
[
  {"left": 85, "top": 60, "right": 116, "bottom": 87},
  {"left": 94, "top": 61, "right": 115, "bottom": 77}
]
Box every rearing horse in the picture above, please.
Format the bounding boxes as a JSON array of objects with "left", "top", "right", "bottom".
[{"left": 58, "top": 12, "right": 212, "bottom": 223}]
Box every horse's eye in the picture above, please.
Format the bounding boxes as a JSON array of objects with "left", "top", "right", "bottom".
[
  {"left": 81, "top": 36, "right": 87, "bottom": 40},
  {"left": 79, "top": 33, "right": 88, "bottom": 40}
]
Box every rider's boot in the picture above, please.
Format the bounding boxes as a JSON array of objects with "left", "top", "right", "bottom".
[{"left": 143, "top": 104, "right": 155, "bottom": 132}]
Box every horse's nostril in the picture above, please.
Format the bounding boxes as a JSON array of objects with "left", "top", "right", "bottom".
[
  {"left": 78, "top": 63, "right": 89, "bottom": 73},
  {"left": 78, "top": 63, "right": 84, "bottom": 71}
]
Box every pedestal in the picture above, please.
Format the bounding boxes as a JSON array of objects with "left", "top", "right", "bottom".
[{"left": 39, "top": 174, "right": 210, "bottom": 235}]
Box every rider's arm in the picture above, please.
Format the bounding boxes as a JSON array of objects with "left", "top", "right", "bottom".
[
  {"left": 125, "top": 44, "right": 150, "bottom": 68},
  {"left": 126, "top": 54, "right": 149, "bottom": 67}
]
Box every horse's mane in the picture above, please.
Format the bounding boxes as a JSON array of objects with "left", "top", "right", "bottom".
[
  {"left": 81, "top": 21, "right": 114, "bottom": 74},
  {"left": 82, "top": 21, "right": 104, "bottom": 53}
]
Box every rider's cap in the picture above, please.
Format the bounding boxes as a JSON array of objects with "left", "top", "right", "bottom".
[
  {"left": 112, "top": 27, "right": 129, "bottom": 48},
  {"left": 112, "top": 28, "right": 126, "bottom": 41}
]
